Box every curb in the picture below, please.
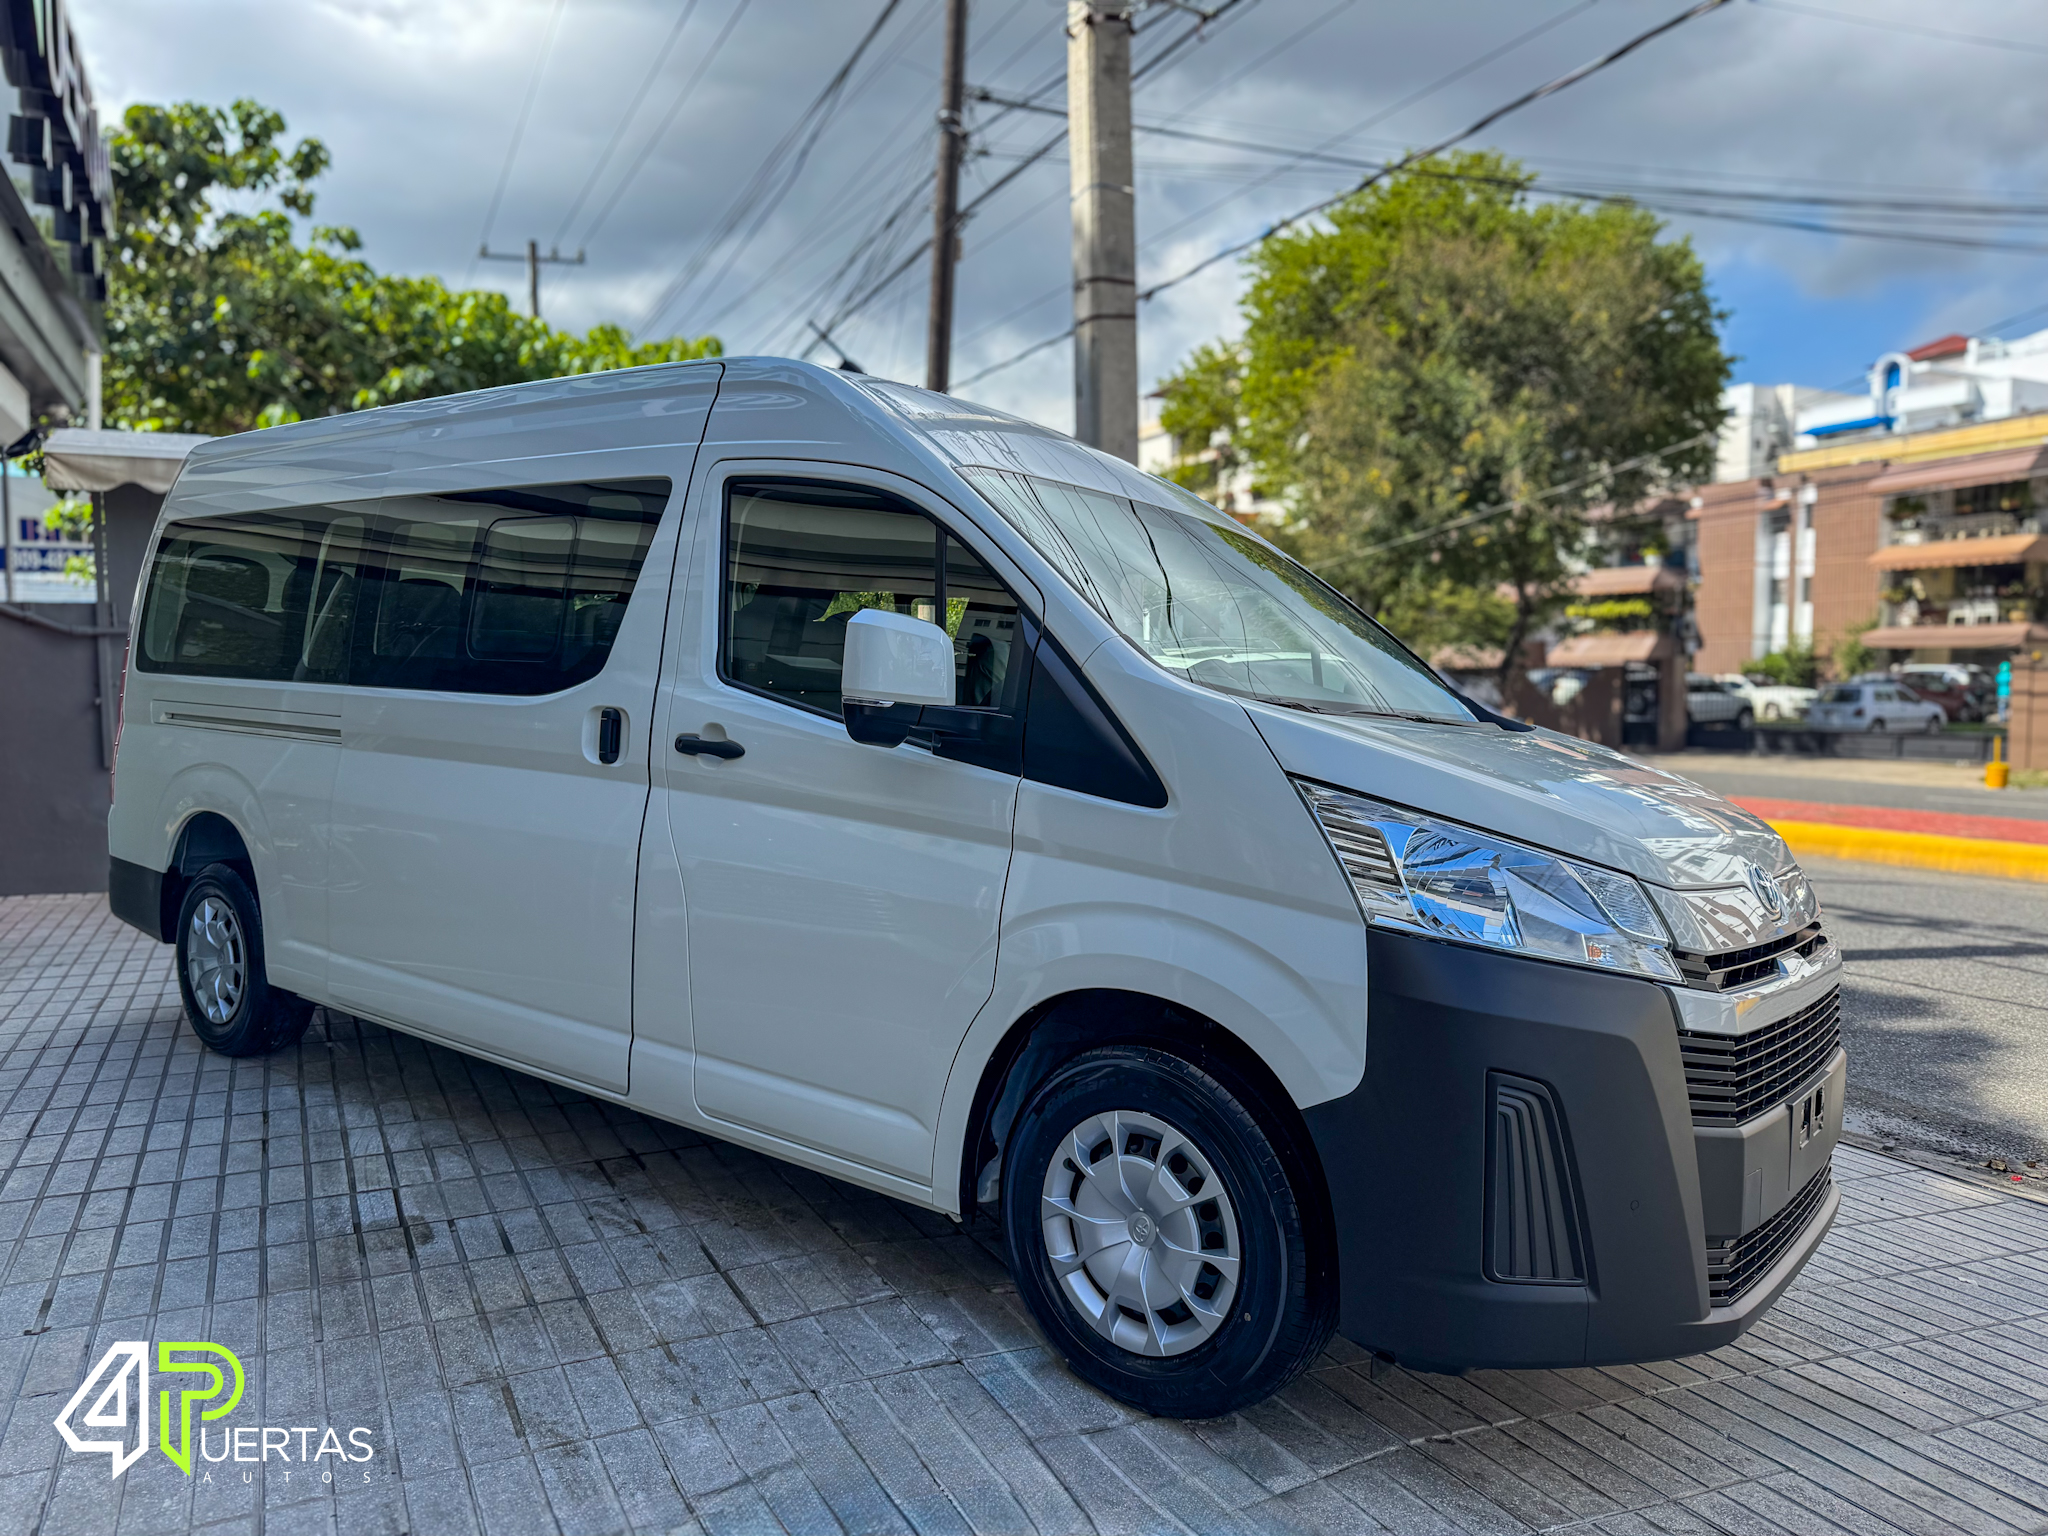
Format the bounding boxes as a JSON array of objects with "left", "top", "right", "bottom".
[{"left": 1771, "top": 817, "right": 2048, "bottom": 882}]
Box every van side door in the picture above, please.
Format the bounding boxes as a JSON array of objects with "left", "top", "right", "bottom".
[
  {"left": 658, "top": 467, "right": 1028, "bottom": 1187},
  {"left": 325, "top": 477, "right": 677, "bottom": 1092}
]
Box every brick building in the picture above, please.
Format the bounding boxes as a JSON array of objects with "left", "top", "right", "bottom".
[{"left": 1692, "top": 410, "right": 2048, "bottom": 675}]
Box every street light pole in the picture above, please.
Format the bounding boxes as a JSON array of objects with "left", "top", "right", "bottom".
[
  {"left": 1067, "top": 0, "right": 1137, "bottom": 462},
  {"left": 925, "top": 0, "right": 969, "bottom": 392}
]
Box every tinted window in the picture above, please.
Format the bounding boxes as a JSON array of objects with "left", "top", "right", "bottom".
[
  {"left": 136, "top": 479, "right": 668, "bottom": 694},
  {"left": 138, "top": 507, "right": 370, "bottom": 682},
  {"left": 723, "top": 481, "right": 1026, "bottom": 718}
]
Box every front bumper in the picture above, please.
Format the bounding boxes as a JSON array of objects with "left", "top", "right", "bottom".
[{"left": 1302, "top": 928, "right": 1838, "bottom": 1372}]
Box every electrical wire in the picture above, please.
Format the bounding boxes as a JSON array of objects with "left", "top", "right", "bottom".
[
  {"left": 468, "top": 0, "right": 570, "bottom": 285},
  {"left": 1314, "top": 431, "right": 1718, "bottom": 571},
  {"left": 1749, "top": 0, "right": 2048, "bottom": 56},
  {"left": 959, "top": 0, "right": 1736, "bottom": 389},
  {"left": 579, "top": 0, "right": 754, "bottom": 250},
  {"left": 638, "top": 0, "right": 911, "bottom": 336},
  {"left": 550, "top": 0, "right": 705, "bottom": 249}
]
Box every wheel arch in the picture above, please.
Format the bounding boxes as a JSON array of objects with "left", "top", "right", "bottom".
[
  {"left": 162, "top": 811, "right": 255, "bottom": 942},
  {"left": 952, "top": 988, "right": 1334, "bottom": 1241}
]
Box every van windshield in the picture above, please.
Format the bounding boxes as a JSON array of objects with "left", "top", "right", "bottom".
[{"left": 961, "top": 468, "right": 1476, "bottom": 724}]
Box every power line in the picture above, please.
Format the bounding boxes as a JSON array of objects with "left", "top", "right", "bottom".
[
  {"left": 800, "top": 0, "right": 1263, "bottom": 352},
  {"left": 952, "top": 0, "right": 1606, "bottom": 370},
  {"left": 469, "top": 0, "right": 570, "bottom": 285},
  {"left": 1749, "top": 0, "right": 2048, "bottom": 56},
  {"left": 638, "top": 0, "right": 910, "bottom": 336},
  {"left": 1313, "top": 431, "right": 1718, "bottom": 572},
  {"left": 960, "top": 0, "right": 1737, "bottom": 389},
  {"left": 549, "top": 0, "right": 705, "bottom": 249},
  {"left": 579, "top": 0, "right": 754, "bottom": 250}
]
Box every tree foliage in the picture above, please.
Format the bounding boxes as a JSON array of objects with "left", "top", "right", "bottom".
[
  {"left": 1157, "top": 153, "right": 1728, "bottom": 680},
  {"left": 104, "top": 100, "right": 720, "bottom": 436}
]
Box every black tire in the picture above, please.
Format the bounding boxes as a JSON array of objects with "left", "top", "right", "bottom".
[
  {"left": 1001, "top": 1045, "right": 1335, "bottom": 1418},
  {"left": 1869, "top": 718, "right": 1887, "bottom": 732},
  {"left": 1924, "top": 714, "right": 1943, "bottom": 734},
  {"left": 174, "top": 863, "right": 313, "bottom": 1057},
  {"left": 1734, "top": 708, "right": 1754, "bottom": 731}
]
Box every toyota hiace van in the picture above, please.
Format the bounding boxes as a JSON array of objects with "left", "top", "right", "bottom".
[{"left": 108, "top": 359, "right": 1844, "bottom": 1416}]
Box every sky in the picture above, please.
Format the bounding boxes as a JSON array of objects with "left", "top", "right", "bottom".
[{"left": 64, "top": 0, "right": 2048, "bottom": 434}]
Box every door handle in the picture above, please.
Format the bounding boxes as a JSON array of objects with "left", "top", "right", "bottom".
[
  {"left": 597, "top": 708, "right": 623, "bottom": 765},
  {"left": 674, "top": 733, "right": 745, "bottom": 760}
]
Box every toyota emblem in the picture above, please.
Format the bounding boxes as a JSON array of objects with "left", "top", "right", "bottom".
[{"left": 1747, "top": 863, "right": 1785, "bottom": 921}]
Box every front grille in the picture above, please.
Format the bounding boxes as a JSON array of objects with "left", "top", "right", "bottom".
[
  {"left": 1707, "top": 1166, "right": 1832, "bottom": 1307},
  {"left": 1676, "top": 923, "right": 1827, "bottom": 992},
  {"left": 1679, "top": 987, "right": 1841, "bottom": 1126}
]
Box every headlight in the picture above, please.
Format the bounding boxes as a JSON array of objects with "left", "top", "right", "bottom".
[{"left": 1296, "top": 780, "right": 1682, "bottom": 983}]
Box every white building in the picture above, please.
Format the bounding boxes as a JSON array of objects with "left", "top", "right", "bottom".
[
  {"left": 1794, "top": 327, "right": 2048, "bottom": 447},
  {"left": 1714, "top": 383, "right": 1860, "bottom": 483},
  {"left": 1140, "top": 395, "right": 1286, "bottom": 521}
]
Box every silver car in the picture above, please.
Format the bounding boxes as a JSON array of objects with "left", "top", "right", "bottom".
[{"left": 1806, "top": 680, "right": 1947, "bottom": 733}]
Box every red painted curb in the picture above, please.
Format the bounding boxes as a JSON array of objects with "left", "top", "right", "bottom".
[{"left": 1732, "top": 795, "right": 2048, "bottom": 847}]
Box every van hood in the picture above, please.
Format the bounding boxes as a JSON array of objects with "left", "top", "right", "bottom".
[{"left": 1246, "top": 703, "right": 1795, "bottom": 893}]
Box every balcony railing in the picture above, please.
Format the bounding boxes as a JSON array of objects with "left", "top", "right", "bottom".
[{"left": 1887, "top": 510, "right": 2042, "bottom": 546}]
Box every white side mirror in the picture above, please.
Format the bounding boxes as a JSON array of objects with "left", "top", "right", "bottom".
[{"left": 843, "top": 609, "right": 955, "bottom": 709}]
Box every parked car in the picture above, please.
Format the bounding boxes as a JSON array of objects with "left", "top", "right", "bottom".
[
  {"left": 107, "top": 358, "right": 1843, "bottom": 1416},
  {"left": 1806, "top": 680, "right": 1947, "bottom": 733},
  {"left": 1894, "top": 664, "right": 1989, "bottom": 723},
  {"left": 1687, "top": 673, "right": 1754, "bottom": 729},
  {"left": 1715, "top": 673, "right": 1818, "bottom": 723}
]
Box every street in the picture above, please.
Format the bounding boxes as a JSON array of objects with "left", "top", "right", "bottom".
[{"left": 1812, "top": 857, "right": 2048, "bottom": 1166}]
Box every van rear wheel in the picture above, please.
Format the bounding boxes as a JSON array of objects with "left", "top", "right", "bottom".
[
  {"left": 1001, "top": 1045, "right": 1334, "bottom": 1417},
  {"left": 174, "top": 864, "right": 313, "bottom": 1057}
]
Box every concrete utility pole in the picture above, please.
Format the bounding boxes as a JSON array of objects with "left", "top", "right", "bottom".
[
  {"left": 1067, "top": 0, "right": 1138, "bottom": 462},
  {"left": 925, "top": 0, "right": 969, "bottom": 392},
  {"left": 479, "top": 239, "right": 587, "bottom": 320}
]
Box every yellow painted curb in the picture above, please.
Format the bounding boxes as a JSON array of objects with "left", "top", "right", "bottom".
[{"left": 1770, "top": 818, "right": 2048, "bottom": 883}]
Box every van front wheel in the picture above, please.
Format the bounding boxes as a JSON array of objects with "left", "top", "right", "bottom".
[
  {"left": 1002, "top": 1045, "right": 1333, "bottom": 1417},
  {"left": 174, "top": 864, "right": 313, "bottom": 1057}
]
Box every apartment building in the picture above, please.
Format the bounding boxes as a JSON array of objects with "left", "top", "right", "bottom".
[{"left": 1692, "top": 326, "right": 2048, "bottom": 673}]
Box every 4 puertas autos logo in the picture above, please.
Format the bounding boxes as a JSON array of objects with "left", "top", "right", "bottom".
[{"left": 54, "top": 1341, "right": 376, "bottom": 1479}]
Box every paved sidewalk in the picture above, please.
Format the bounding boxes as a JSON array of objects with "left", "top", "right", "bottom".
[{"left": 6, "top": 894, "right": 2048, "bottom": 1536}]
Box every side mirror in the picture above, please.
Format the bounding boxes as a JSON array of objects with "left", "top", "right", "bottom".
[{"left": 842, "top": 609, "right": 954, "bottom": 747}]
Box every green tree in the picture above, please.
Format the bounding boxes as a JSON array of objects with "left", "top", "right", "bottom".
[
  {"left": 1157, "top": 153, "right": 1728, "bottom": 686},
  {"left": 105, "top": 100, "right": 720, "bottom": 436}
]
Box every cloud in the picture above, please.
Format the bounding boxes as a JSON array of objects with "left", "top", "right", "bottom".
[{"left": 66, "top": 0, "right": 2048, "bottom": 433}]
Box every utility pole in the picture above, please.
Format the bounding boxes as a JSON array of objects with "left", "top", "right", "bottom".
[
  {"left": 1067, "top": 1, "right": 1138, "bottom": 462},
  {"left": 925, "top": 0, "right": 970, "bottom": 392},
  {"left": 478, "top": 239, "right": 587, "bottom": 320}
]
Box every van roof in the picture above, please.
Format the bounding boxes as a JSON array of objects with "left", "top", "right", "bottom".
[{"left": 175, "top": 356, "right": 1180, "bottom": 516}]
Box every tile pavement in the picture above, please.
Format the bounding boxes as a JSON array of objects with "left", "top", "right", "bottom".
[{"left": 3, "top": 891, "right": 2048, "bottom": 1535}]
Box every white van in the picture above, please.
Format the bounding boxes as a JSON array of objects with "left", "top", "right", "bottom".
[{"left": 108, "top": 359, "right": 1844, "bottom": 1416}]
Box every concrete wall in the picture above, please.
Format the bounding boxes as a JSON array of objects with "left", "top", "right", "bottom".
[
  {"left": 0, "top": 484, "right": 162, "bottom": 896},
  {"left": 2010, "top": 657, "right": 2048, "bottom": 772}
]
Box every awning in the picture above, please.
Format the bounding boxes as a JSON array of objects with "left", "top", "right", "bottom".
[
  {"left": 1864, "top": 445, "right": 2048, "bottom": 497},
  {"left": 1569, "top": 565, "right": 1684, "bottom": 598},
  {"left": 1869, "top": 533, "right": 2048, "bottom": 570},
  {"left": 41, "top": 428, "right": 212, "bottom": 494},
  {"left": 1862, "top": 622, "right": 2048, "bottom": 651},
  {"left": 1546, "top": 631, "right": 1675, "bottom": 668}
]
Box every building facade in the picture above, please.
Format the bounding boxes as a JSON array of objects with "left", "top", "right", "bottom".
[{"left": 1691, "top": 410, "right": 2048, "bottom": 674}]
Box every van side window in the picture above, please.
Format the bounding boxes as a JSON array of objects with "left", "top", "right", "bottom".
[
  {"left": 137, "top": 509, "right": 364, "bottom": 681},
  {"left": 136, "top": 478, "right": 669, "bottom": 694},
  {"left": 722, "top": 481, "right": 1027, "bottom": 718}
]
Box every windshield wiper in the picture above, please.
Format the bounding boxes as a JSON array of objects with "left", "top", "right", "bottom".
[{"left": 1259, "top": 698, "right": 1474, "bottom": 726}]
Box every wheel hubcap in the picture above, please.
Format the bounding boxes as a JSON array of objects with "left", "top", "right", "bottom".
[
  {"left": 185, "top": 897, "right": 246, "bottom": 1025},
  {"left": 1039, "top": 1108, "right": 1241, "bottom": 1358}
]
